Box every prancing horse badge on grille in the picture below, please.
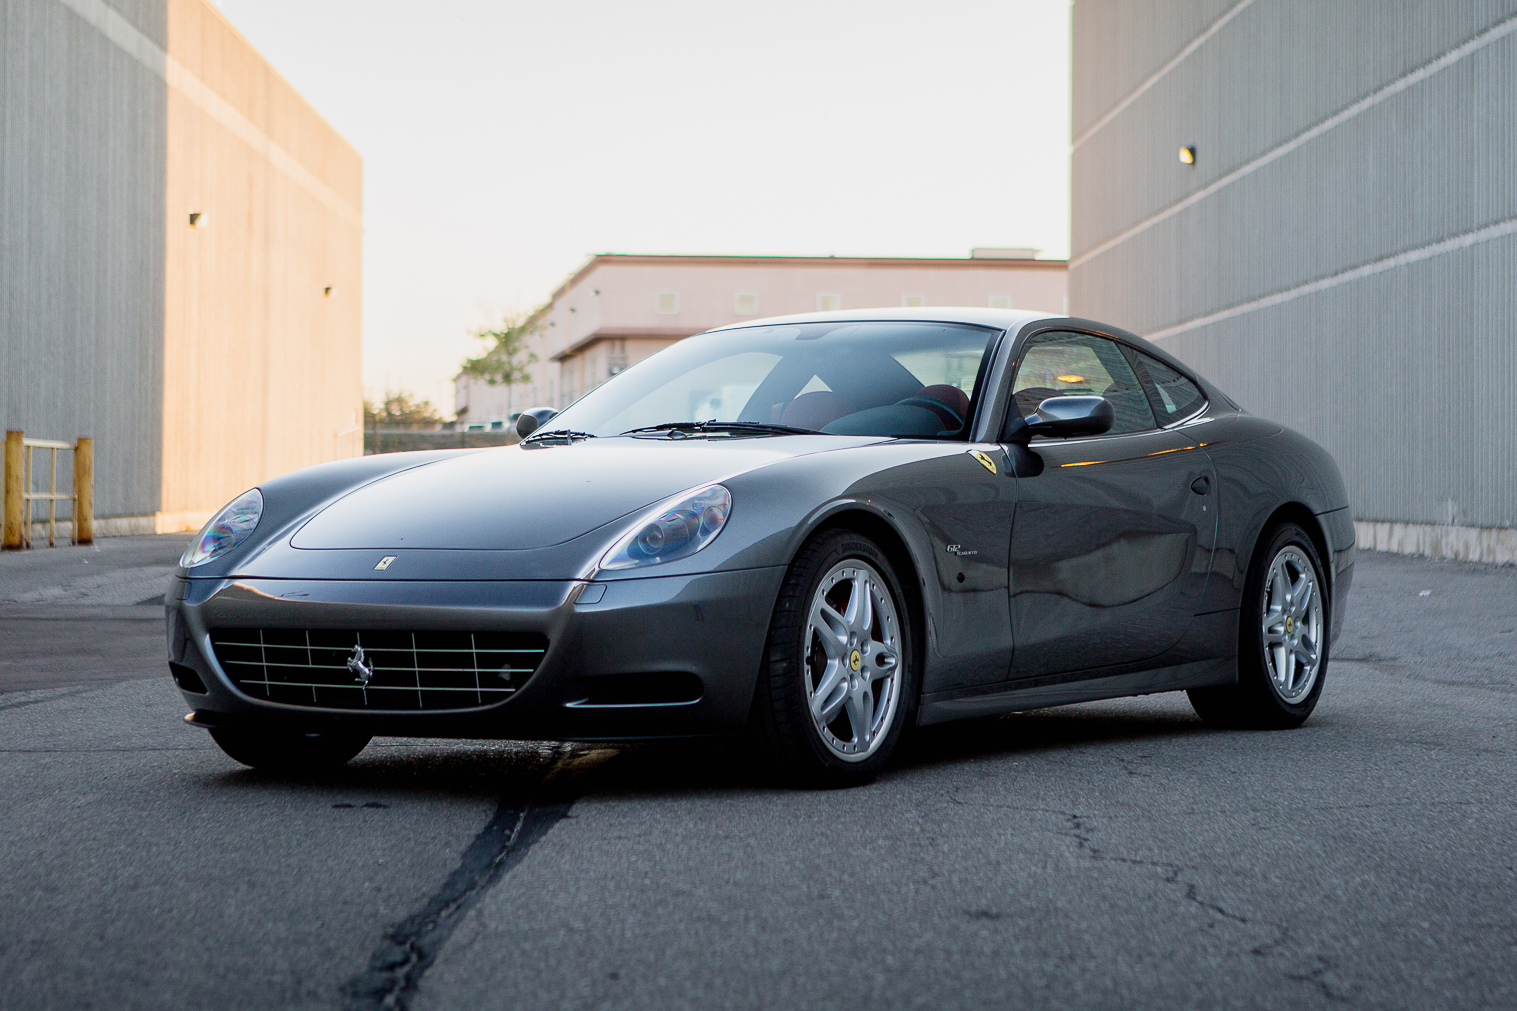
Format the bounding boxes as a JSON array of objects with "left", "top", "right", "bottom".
[{"left": 347, "top": 644, "right": 375, "bottom": 686}]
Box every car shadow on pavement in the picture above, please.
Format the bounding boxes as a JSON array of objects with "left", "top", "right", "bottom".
[
  {"left": 896, "top": 705, "right": 1212, "bottom": 773},
  {"left": 183, "top": 701, "right": 1217, "bottom": 801},
  {"left": 565, "top": 702, "right": 1216, "bottom": 798},
  {"left": 189, "top": 739, "right": 578, "bottom": 802}
]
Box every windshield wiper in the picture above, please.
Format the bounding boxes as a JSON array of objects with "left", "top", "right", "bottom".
[
  {"left": 522, "top": 428, "right": 597, "bottom": 444},
  {"left": 620, "top": 420, "right": 817, "bottom": 437}
]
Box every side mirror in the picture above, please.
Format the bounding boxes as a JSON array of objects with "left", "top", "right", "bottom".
[
  {"left": 515, "top": 407, "right": 558, "bottom": 438},
  {"left": 1005, "top": 396, "right": 1114, "bottom": 443}
]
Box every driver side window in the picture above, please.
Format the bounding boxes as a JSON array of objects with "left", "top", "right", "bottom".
[{"left": 1012, "top": 332, "right": 1156, "bottom": 436}]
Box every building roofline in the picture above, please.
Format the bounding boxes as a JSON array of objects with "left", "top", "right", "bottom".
[
  {"left": 581, "top": 252, "right": 1068, "bottom": 268},
  {"left": 197, "top": 1, "right": 362, "bottom": 162},
  {"left": 524, "top": 252, "right": 1068, "bottom": 330}
]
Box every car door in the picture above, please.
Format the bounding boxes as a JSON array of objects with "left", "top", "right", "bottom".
[{"left": 1003, "top": 330, "right": 1216, "bottom": 679}]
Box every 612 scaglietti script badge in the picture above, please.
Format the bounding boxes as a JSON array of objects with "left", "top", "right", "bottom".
[{"left": 346, "top": 645, "right": 375, "bottom": 686}]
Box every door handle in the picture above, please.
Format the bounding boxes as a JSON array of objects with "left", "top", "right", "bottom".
[{"left": 1190, "top": 475, "right": 1211, "bottom": 495}]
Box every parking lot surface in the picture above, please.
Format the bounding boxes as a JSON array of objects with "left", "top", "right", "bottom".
[{"left": 0, "top": 540, "right": 1513, "bottom": 1010}]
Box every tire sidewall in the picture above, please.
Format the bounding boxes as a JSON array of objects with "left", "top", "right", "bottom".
[{"left": 1240, "top": 523, "right": 1330, "bottom": 722}]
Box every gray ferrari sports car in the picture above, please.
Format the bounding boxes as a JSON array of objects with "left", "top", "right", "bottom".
[{"left": 167, "top": 308, "right": 1354, "bottom": 786}]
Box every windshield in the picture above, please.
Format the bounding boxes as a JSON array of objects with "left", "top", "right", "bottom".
[{"left": 546, "top": 321, "right": 999, "bottom": 440}]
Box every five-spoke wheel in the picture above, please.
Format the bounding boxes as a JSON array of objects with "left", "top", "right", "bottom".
[
  {"left": 804, "top": 560, "right": 903, "bottom": 762},
  {"left": 751, "top": 529, "right": 917, "bottom": 786},
  {"left": 1260, "top": 544, "right": 1324, "bottom": 703}
]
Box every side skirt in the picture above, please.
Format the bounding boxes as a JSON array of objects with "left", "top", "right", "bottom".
[{"left": 915, "top": 655, "right": 1236, "bottom": 726}]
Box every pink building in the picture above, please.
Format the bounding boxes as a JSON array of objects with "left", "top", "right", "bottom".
[{"left": 455, "top": 251, "right": 1067, "bottom": 424}]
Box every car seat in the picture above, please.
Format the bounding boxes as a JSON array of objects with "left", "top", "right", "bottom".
[{"left": 780, "top": 391, "right": 857, "bottom": 431}]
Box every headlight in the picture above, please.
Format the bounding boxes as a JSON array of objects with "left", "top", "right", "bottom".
[
  {"left": 600, "top": 485, "right": 732, "bottom": 570},
  {"left": 181, "top": 489, "right": 263, "bottom": 567}
]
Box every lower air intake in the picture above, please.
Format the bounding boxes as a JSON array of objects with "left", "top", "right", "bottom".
[{"left": 209, "top": 629, "right": 548, "bottom": 711}]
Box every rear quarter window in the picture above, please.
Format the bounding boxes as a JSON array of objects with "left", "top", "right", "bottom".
[{"left": 1131, "top": 351, "right": 1207, "bottom": 423}]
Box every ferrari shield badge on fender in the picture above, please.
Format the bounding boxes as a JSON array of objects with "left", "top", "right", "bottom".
[
  {"left": 969, "top": 450, "right": 997, "bottom": 474},
  {"left": 374, "top": 555, "right": 397, "bottom": 571}
]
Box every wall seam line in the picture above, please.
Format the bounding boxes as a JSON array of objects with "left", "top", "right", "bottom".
[
  {"left": 49, "top": 0, "right": 361, "bottom": 228},
  {"left": 1071, "top": 10, "right": 1517, "bottom": 269},
  {"left": 1071, "top": 0, "right": 1258, "bottom": 151},
  {"left": 1144, "top": 213, "right": 1517, "bottom": 341}
]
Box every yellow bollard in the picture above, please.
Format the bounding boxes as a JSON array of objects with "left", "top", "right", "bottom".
[
  {"left": 2, "top": 431, "right": 22, "bottom": 550},
  {"left": 74, "top": 437, "right": 93, "bottom": 545}
]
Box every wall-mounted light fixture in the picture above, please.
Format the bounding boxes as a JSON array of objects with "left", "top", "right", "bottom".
[
  {"left": 188, "top": 211, "right": 207, "bottom": 228},
  {"left": 1179, "top": 146, "right": 1197, "bottom": 165}
]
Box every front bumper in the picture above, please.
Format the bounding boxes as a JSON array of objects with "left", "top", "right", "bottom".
[{"left": 166, "top": 567, "right": 786, "bottom": 740}]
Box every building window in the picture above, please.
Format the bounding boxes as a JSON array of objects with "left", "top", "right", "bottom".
[
  {"left": 734, "top": 292, "right": 759, "bottom": 315},
  {"left": 989, "top": 294, "right": 1013, "bottom": 309},
  {"left": 817, "top": 293, "right": 841, "bottom": 312},
  {"left": 902, "top": 294, "right": 925, "bottom": 307},
  {"left": 655, "top": 291, "right": 680, "bottom": 315}
]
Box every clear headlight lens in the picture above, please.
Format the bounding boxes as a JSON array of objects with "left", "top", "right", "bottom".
[
  {"left": 600, "top": 485, "right": 732, "bottom": 570},
  {"left": 181, "top": 489, "right": 263, "bottom": 567}
]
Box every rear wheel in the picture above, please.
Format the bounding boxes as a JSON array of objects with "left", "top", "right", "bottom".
[
  {"left": 750, "top": 529, "right": 918, "bottom": 787},
  {"left": 1189, "top": 522, "right": 1329, "bottom": 729},
  {"left": 209, "top": 726, "right": 372, "bottom": 772}
]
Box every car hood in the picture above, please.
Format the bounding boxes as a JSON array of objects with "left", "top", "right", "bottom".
[{"left": 289, "top": 435, "right": 880, "bottom": 551}]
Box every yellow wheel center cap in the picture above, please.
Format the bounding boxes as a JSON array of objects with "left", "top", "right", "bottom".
[
  {"left": 1285, "top": 616, "right": 1294, "bottom": 634},
  {"left": 849, "top": 649, "right": 862, "bottom": 672}
]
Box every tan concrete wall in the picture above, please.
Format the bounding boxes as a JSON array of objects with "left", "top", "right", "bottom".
[{"left": 159, "top": 0, "right": 362, "bottom": 530}]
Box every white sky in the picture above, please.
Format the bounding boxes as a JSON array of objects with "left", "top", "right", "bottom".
[{"left": 215, "top": 0, "right": 1073, "bottom": 415}]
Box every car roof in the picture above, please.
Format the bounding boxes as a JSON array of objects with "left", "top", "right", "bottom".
[
  {"left": 697, "top": 307, "right": 1224, "bottom": 401},
  {"left": 703, "top": 306, "right": 1059, "bottom": 333}
]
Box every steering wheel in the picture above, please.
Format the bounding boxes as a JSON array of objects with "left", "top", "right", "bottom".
[{"left": 895, "top": 395, "right": 965, "bottom": 431}]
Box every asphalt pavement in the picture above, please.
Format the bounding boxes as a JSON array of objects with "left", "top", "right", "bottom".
[{"left": 0, "top": 538, "right": 1513, "bottom": 1010}]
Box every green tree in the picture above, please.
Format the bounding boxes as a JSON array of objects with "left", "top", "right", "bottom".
[
  {"left": 364, "top": 390, "right": 444, "bottom": 430},
  {"left": 459, "top": 312, "right": 540, "bottom": 414}
]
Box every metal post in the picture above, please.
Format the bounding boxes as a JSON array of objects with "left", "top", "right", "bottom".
[
  {"left": 47, "top": 443, "right": 58, "bottom": 547},
  {"left": 2, "top": 431, "right": 21, "bottom": 550},
  {"left": 22, "top": 440, "right": 32, "bottom": 548},
  {"left": 74, "top": 437, "right": 93, "bottom": 545}
]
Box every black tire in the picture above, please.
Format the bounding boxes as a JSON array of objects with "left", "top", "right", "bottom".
[
  {"left": 1189, "top": 522, "right": 1329, "bottom": 729},
  {"left": 749, "top": 529, "right": 919, "bottom": 787},
  {"left": 209, "top": 726, "right": 372, "bottom": 772}
]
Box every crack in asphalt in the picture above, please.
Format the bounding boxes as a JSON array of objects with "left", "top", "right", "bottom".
[
  {"left": 956, "top": 798, "right": 1364, "bottom": 1002},
  {"left": 340, "top": 746, "right": 615, "bottom": 1011},
  {"left": 0, "top": 683, "right": 114, "bottom": 711},
  {"left": 1285, "top": 955, "right": 1356, "bottom": 1003}
]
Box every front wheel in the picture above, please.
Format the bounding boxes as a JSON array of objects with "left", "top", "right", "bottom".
[
  {"left": 1189, "top": 522, "right": 1329, "bottom": 729},
  {"left": 209, "top": 726, "right": 372, "bottom": 772},
  {"left": 749, "top": 529, "right": 919, "bottom": 787}
]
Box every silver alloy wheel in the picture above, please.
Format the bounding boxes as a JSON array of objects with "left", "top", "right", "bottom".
[
  {"left": 1261, "top": 544, "right": 1324, "bottom": 703},
  {"left": 804, "top": 560, "right": 903, "bottom": 762}
]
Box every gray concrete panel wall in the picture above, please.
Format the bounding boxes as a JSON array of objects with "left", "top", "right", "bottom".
[
  {"left": 1, "top": 0, "right": 167, "bottom": 518},
  {"left": 1071, "top": 1, "right": 1517, "bottom": 535}
]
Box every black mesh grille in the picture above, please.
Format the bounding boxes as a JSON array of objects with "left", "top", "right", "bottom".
[{"left": 209, "top": 629, "right": 548, "bottom": 711}]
